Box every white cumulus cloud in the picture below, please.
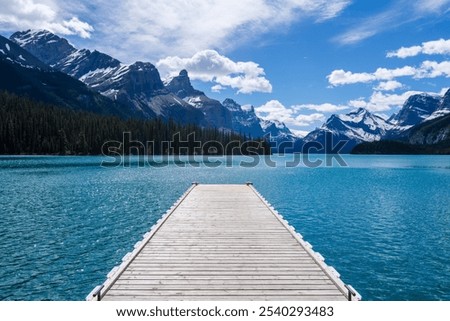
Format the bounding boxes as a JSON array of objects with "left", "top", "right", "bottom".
[
  {"left": 294, "top": 113, "right": 326, "bottom": 126},
  {"left": 387, "top": 38, "right": 450, "bottom": 58},
  {"left": 417, "top": 60, "right": 450, "bottom": 78},
  {"left": 293, "top": 103, "right": 348, "bottom": 112},
  {"left": 374, "top": 80, "right": 404, "bottom": 91},
  {"left": 61, "top": 17, "right": 93, "bottom": 39},
  {"left": 255, "top": 100, "right": 325, "bottom": 128},
  {"left": 328, "top": 61, "right": 450, "bottom": 86},
  {"left": 255, "top": 100, "right": 293, "bottom": 123},
  {"left": 347, "top": 89, "right": 447, "bottom": 112},
  {"left": 0, "top": 0, "right": 93, "bottom": 38},
  {"left": 157, "top": 50, "right": 272, "bottom": 94},
  {"left": 327, "top": 69, "right": 377, "bottom": 86}
]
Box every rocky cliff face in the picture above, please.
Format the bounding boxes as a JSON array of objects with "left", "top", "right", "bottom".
[
  {"left": 165, "top": 69, "right": 202, "bottom": 97},
  {"left": 403, "top": 114, "right": 450, "bottom": 145},
  {"left": 222, "top": 98, "right": 264, "bottom": 138},
  {"left": 389, "top": 93, "right": 441, "bottom": 127},
  {"left": 166, "top": 70, "right": 232, "bottom": 130},
  {"left": 393, "top": 89, "right": 450, "bottom": 145},
  {"left": 439, "top": 89, "right": 450, "bottom": 111},
  {"left": 0, "top": 34, "right": 49, "bottom": 70}
]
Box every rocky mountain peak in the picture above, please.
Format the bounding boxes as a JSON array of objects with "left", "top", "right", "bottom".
[
  {"left": 108, "top": 61, "right": 165, "bottom": 95},
  {"left": 222, "top": 98, "right": 242, "bottom": 112},
  {"left": 260, "top": 119, "right": 292, "bottom": 135},
  {"left": 353, "top": 107, "right": 367, "bottom": 116},
  {"left": 391, "top": 93, "right": 441, "bottom": 126},
  {"left": 165, "top": 69, "right": 202, "bottom": 98},
  {"left": 221, "top": 98, "right": 264, "bottom": 137},
  {"left": 10, "top": 29, "right": 76, "bottom": 67}
]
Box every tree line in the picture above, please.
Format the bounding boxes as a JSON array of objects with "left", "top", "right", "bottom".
[{"left": 0, "top": 91, "right": 270, "bottom": 155}]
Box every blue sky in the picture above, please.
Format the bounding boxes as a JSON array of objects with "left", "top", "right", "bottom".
[{"left": 1, "top": 0, "right": 449, "bottom": 136}]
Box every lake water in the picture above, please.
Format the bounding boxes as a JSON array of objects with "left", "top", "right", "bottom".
[{"left": 0, "top": 155, "right": 449, "bottom": 301}]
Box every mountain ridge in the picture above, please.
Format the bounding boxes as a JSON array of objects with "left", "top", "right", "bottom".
[
  {"left": 303, "top": 90, "right": 450, "bottom": 153},
  {"left": 10, "top": 29, "right": 208, "bottom": 126},
  {"left": 0, "top": 34, "right": 131, "bottom": 118}
]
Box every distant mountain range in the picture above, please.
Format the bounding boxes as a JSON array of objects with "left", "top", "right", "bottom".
[
  {"left": 301, "top": 108, "right": 394, "bottom": 153},
  {"left": 2, "top": 29, "right": 450, "bottom": 154},
  {"left": 298, "top": 91, "right": 450, "bottom": 153},
  {"left": 7, "top": 29, "right": 292, "bottom": 141}
]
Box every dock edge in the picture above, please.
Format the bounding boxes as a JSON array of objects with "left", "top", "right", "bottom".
[
  {"left": 247, "top": 183, "right": 361, "bottom": 301},
  {"left": 86, "top": 183, "right": 199, "bottom": 301}
]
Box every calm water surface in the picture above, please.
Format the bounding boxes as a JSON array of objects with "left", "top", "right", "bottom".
[{"left": 0, "top": 155, "right": 449, "bottom": 300}]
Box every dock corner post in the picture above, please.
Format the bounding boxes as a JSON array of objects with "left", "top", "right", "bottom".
[
  {"left": 87, "top": 285, "right": 104, "bottom": 301},
  {"left": 345, "top": 284, "right": 362, "bottom": 301}
]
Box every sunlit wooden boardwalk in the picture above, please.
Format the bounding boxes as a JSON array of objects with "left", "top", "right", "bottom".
[{"left": 87, "top": 183, "right": 360, "bottom": 301}]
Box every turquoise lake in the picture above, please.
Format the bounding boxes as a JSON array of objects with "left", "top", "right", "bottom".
[{"left": 0, "top": 155, "right": 449, "bottom": 301}]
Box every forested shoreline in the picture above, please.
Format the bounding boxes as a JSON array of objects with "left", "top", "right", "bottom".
[
  {"left": 0, "top": 92, "right": 270, "bottom": 155},
  {"left": 351, "top": 140, "right": 450, "bottom": 155}
]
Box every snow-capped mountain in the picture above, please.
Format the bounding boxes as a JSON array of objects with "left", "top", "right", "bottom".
[
  {"left": 10, "top": 30, "right": 76, "bottom": 68},
  {"left": 260, "top": 119, "right": 297, "bottom": 140},
  {"left": 398, "top": 89, "right": 450, "bottom": 145},
  {"left": 259, "top": 118, "right": 300, "bottom": 152},
  {"left": 10, "top": 30, "right": 206, "bottom": 125},
  {"left": 0, "top": 34, "right": 130, "bottom": 117},
  {"left": 302, "top": 108, "right": 394, "bottom": 153},
  {"left": 222, "top": 98, "right": 264, "bottom": 138},
  {"left": 389, "top": 93, "right": 442, "bottom": 126},
  {"left": 220, "top": 97, "right": 298, "bottom": 143},
  {"left": 165, "top": 70, "right": 232, "bottom": 129},
  {"left": 385, "top": 90, "right": 450, "bottom": 140},
  {"left": 301, "top": 90, "right": 450, "bottom": 153}
]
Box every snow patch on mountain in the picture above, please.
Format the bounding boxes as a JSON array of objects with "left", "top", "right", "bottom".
[{"left": 0, "top": 34, "right": 49, "bottom": 70}]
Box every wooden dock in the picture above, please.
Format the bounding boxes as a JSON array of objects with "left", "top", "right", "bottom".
[{"left": 87, "top": 183, "right": 360, "bottom": 301}]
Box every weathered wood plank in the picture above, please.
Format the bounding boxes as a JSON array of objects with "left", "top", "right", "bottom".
[
  {"left": 119, "top": 271, "right": 332, "bottom": 276},
  {"left": 113, "top": 284, "right": 338, "bottom": 290},
  {"left": 104, "top": 289, "right": 346, "bottom": 297},
  {"left": 116, "top": 273, "right": 331, "bottom": 278},
  {"left": 114, "top": 279, "right": 335, "bottom": 285}
]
